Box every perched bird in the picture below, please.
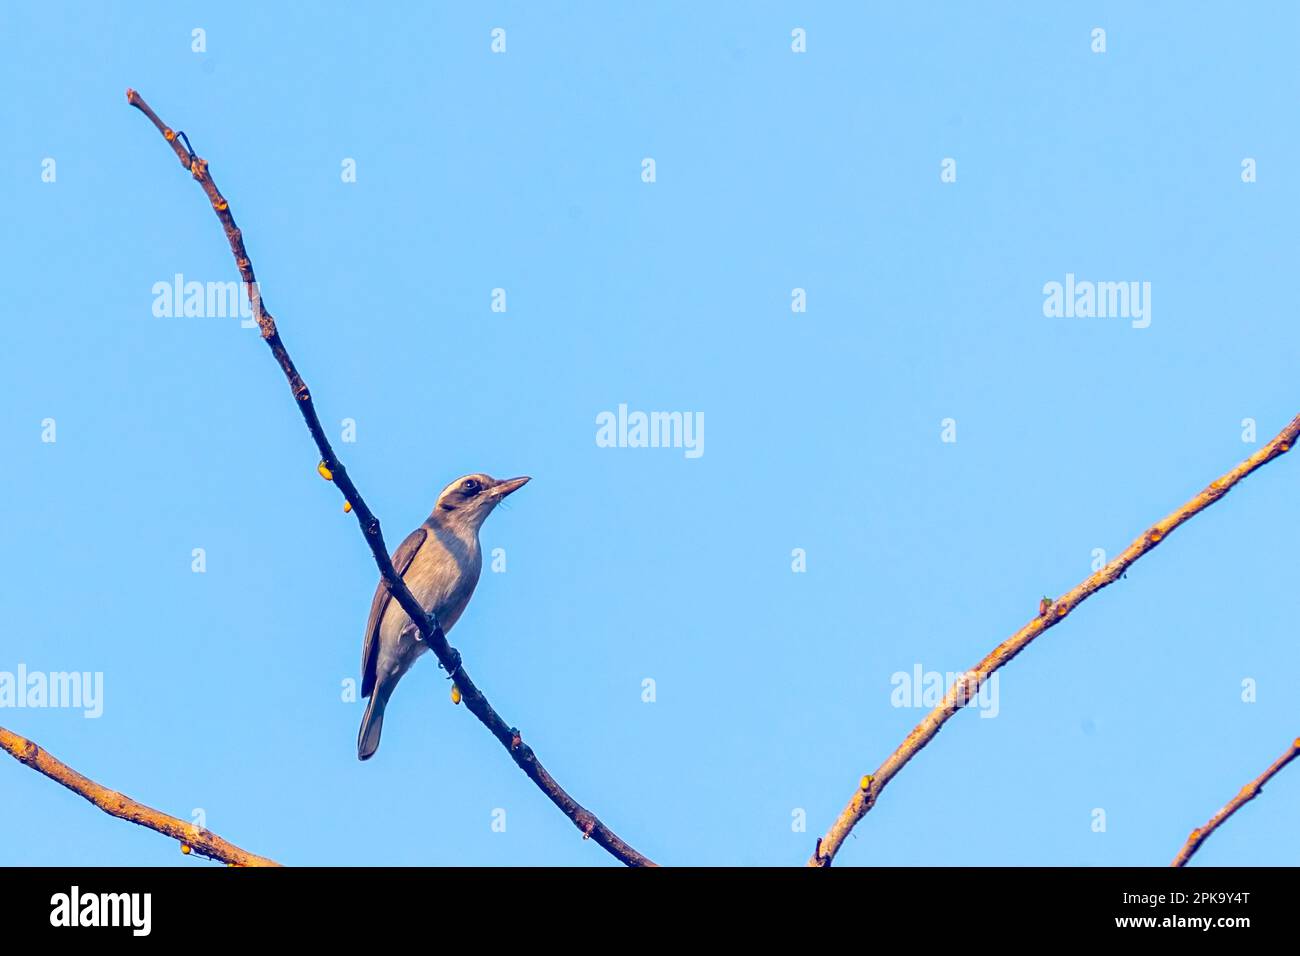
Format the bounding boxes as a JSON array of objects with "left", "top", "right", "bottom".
[{"left": 357, "top": 473, "right": 530, "bottom": 760}]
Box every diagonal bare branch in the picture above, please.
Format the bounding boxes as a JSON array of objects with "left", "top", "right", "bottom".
[
  {"left": 125, "top": 89, "right": 654, "bottom": 867},
  {"left": 1172, "top": 736, "right": 1300, "bottom": 867},
  {"left": 810, "top": 413, "right": 1300, "bottom": 866},
  {"left": 1, "top": 726, "right": 279, "bottom": 866}
]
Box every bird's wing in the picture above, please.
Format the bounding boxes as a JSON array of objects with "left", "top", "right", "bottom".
[{"left": 360, "top": 525, "right": 428, "bottom": 699}]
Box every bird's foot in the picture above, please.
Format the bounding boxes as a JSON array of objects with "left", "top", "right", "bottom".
[{"left": 440, "top": 647, "right": 463, "bottom": 679}]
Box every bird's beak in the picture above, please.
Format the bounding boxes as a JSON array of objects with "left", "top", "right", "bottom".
[{"left": 492, "top": 476, "right": 531, "bottom": 499}]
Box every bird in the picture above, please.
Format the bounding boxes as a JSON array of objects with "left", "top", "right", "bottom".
[{"left": 357, "top": 472, "right": 530, "bottom": 760}]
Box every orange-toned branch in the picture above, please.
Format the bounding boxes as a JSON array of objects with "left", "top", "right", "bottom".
[
  {"left": 0, "top": 726, "right": 278, "bottom": 867},
  {"left": 1171, "top": 737, "right": 1300, "bottom": 867},
  {"left": 125, "top": 89, "right": 654, "bottom": 867},
  {"left": 809, "top": 414, "right": 1300, "bottom": 866}
]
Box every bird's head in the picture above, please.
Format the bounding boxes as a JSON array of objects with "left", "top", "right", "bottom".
[{"left": 431, "top": 473, "right": 530, "bottom": 531}]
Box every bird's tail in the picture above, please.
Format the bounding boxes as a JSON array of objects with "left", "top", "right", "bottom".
[{"left": 357, "top": 692, "right": 387, "bottom": 761}]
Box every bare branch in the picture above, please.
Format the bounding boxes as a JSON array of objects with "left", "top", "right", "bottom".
[
  {"left": 125, "top": 90, "right": 654, "bottom": 867},
  {"left": 809, "top": 414, "right": 1300, "bottom": 866},
  {"left": 0, "top": 726, "right": 278, "bottom": 866},
  {"left": 1172, "top": 737, "right": 1300, "bottom": 867}
]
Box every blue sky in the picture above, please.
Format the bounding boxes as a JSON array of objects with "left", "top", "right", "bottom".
[{"left": 2, "top": 2, "right": 1298, "bottom": 867}]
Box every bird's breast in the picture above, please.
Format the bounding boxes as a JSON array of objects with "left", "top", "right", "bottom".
[{"left": 385, "top": 526, "right": 482, "bottom": 639}]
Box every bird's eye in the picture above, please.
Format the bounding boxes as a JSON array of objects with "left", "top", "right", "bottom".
[{"left": 462, "top": 479, "right": 480, "bottom": 494}]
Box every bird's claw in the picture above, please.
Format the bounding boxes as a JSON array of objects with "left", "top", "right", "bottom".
[{"left": 441, "top": 648, "right": 463, "bottom": 679}]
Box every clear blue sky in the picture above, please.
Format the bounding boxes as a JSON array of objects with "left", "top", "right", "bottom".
[{"left": 2, "top": 2, "right": 1298, "bottom": 867}]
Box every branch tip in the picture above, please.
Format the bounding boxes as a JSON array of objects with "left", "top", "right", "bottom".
[{"left": 1172, "top": 736, "right": 1300, "bottom": 866}]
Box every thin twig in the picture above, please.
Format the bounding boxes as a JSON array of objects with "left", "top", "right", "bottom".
[
  {"left": 809, "top": 414, "right": 1300, "bottom": 866},
  {"left": 125, "top": 89, "right": 654, "bottom": 867},
  {"left": 0, "top": 726, "right": 278, "bottom": 866},
  {"left": 1172, "top": 737, "right": 1300, "bottom": 867}
]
